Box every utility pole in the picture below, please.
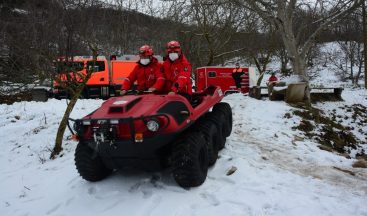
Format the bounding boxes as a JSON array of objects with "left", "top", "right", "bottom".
[{"left": 363, "top": 0, "right": 367, "bottom": 89}]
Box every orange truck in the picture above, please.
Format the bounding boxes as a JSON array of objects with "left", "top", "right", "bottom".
[{"left": 49, "top": 55, "right": 163, "bottom": 99}]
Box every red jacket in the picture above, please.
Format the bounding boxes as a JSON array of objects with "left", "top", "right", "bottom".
[
  {"left": 121, "top": 57, "right": 165, "bottom": 92},
  {"left": 162, "top": 54, "right": 192, "bottom": 94},
  {"left": 268, "top": 75, "right": 278, "bottom": 82}
]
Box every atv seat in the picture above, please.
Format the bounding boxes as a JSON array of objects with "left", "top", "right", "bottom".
[
  {"left": 190, "top": 86, "right": 217, "bottom": 107},
  {"left": 191, "top": 93, "right": 204, "bottom": 108}
]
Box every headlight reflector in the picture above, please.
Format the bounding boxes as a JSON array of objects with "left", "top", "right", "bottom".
[
  {"left": 82, "top": 120, "right": 91, "bottom": 125},
  {"left": 110, "top": 119, "right": 119, "bottom": 124},
  {"left": 146, "top": 119, "right": 159, "bottom": 132}
]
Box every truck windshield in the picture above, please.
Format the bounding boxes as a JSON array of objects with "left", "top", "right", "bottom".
[
  {"left": 56, "top": 62, "right": 84, "bottom": 73},
  {"left": 86, "top": 61, "right": 105, "bottom": 72}
]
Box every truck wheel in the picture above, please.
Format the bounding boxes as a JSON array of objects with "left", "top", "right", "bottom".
[
  {"left": 194, "top": 121, "right": 219, "bottom": 166},
  {"left": 206, "top": 112, "right": 226, "bottom": 149},
  {"left": 172, "top": 132, "right": 208, "bottom": 187},
  {"left": 75, "top": 142, "right": 112, "bottom": 182},
  {"left": 213, "top": 102, "right": 232, "bottom": 137}
]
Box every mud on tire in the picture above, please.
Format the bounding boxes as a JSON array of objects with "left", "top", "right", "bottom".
[
  {"left": 213, "top": 102, "right": 232, "bottom": 137},
  {"left": 172, "top": 132, "right": 208, "bottom": 187},
  {"left": 75, "top": 142, "right": 112, "bottom": 182}
]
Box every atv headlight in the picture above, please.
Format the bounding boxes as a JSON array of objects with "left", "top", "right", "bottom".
[
  {"left": 82, "top": 120, "right": 91, "bottom": 125},
  {"left": 110, "top": 119, "right": 119, "bottom": 124},
  {"left": 146, "top": 119, "right": 160, "bottom": 132}
]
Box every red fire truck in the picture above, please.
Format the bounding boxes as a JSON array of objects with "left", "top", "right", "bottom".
[{"left": 195, "top": 66, "right": 258, "bottom": 95}]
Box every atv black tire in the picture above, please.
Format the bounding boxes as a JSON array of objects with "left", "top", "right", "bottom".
[
  {"left": 206, "top": 112, "right": 226, "bottom": 149},
  {"left": 75, "top": 142, "right": 112, "bottom": 182},
  {"left": 193, "top": 120, "right": 219, "bottom": 166},
  {"left": 172, "top": 132, "right": 208, "bottom": 187},
  {"left": 213, "top": 102, "right": 232, "bottom": 137}
]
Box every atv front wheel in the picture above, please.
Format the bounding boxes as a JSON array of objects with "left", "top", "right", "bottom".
[
  {"left": 172, "top": 132, "right": 208, "bottom": 187},
  {"left": 75, "top": 142, "right": 112, "bottom": 182}
]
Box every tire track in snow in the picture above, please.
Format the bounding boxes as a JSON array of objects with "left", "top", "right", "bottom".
[
  {"left": 234, "top": 128, "right": 367, "bottom": 194},
  {"left": 224, "top": 95, "right": 367, "bottom": 194}
]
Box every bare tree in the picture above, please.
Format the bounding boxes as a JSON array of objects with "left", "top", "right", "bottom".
[
  {"left": 163, "top": 0, "right": 250, "bottom": 67},
  {"left": 335, "top": 41, "right": 363, "bottom": 84},
  {"left": 328, "top": 7, "right": 364, "bottom": 86},
  {"left": 50, "top": 0, "right": 103, "bottom": 159},
  {"left": 236, "top": 0, "right": 363, "bottom": 82},
  {"left": 247, "top": 23, "right": 281, "bottom": 86},
  {"left": 276, "top": 46, "right": 291, "bottom": 76},
  {"left": 50, "top": 43, "right": 99, "bottom": 159}
]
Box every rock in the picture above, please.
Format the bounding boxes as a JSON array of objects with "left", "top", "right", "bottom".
[
  {"left": 293, "top": 135, "right": 304, "bottom": 142},
  {"left": 318, "top": 145, "right": 333, "bottom": 152},
  {"left": 333, "top": 166, "right": 355, "bottom": 176},
  {"left": 352, "top": 160, "right": 367, "bottom": 168},
  {"left": 226, "top": 166, "right": 237, "bottom": 176},
  {"left": 339, "top": 153, "right": 351, "bottom": 159}
]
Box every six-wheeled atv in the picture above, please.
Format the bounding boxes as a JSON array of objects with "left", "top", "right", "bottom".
[{"left": 71, "top": 86, "right": 232, "bottom": 187}]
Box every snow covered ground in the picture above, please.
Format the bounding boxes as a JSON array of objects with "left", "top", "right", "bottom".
[
  {"left": 1, "top": 41, "right": 366, "bottom": 216},
  {"left": 1, "top": 92, "right": 366, "bottom": 215}
]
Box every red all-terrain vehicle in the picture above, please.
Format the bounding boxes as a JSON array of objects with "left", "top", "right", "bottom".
[{"left": 71, "top": 86, "right": 232, "bottom": 187}]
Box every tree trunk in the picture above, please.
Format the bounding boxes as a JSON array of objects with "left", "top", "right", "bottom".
[
  {"left": 277, "top": 5, "right": 308, "bottom": 81},
  {"left": 363, "top": 0, "right": 367, "bottom": 89},
  {"left": 280, "top": 49, "right": 290, "bottom": 75},
  {"left": 356, "top": 61, "right": 363, "bottom": 86},
  {"left": 50, "top": 85, "right": 84, "bottom": 159},
  {"left": 349, "top": 42, "right": 355, "bottom": 84},
  {"left": 50, "top": 46, "right": 98, "bottom": 159}
]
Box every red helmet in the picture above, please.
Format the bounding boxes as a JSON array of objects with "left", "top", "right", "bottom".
[
  {"left": 139, "top": 45, "right": 154, "bottom": 57},
  {"left": 166, "top": 41, "right": 181, "bottom": 53}
]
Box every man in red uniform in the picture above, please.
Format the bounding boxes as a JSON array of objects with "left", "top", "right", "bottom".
[
  {"left": 232, "top": 62, "right": 244, "bottom": 91},
  {"left": 162, "top": 41, "right": 192, "bottom": 95},
  {"left": 267, "top": 72, "right": 279, "bottom": 96},
  {"left": 268, "top": 72, "right": 278, "bottom": 82},
  {"left": 120, "top": 45, "right": 165, "bottom": 95}
]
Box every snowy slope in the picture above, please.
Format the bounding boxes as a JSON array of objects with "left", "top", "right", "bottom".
[{"left": 1, "top": 95, "right": 366, "bottom": 216}]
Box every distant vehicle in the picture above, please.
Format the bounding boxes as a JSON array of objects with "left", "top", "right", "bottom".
[
  {"left": 31, "top": 55, "right": 163, "bottom": 101},
  {"left": 31, "top": 61, "right": 258, "bottom": 101},
  {"left": 195, "top": 66, "right": 259, "bottom": 95}
]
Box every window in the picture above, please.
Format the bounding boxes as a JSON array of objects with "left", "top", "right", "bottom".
[
  {"left": 56, "top": 62, "right": 84, "bottom": 73},
  {"left": 208, "top": 71, "right": 216, "bottom": 77},
  {"left": 87, "top": 61, "right": 105, "bottom": 72}
]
